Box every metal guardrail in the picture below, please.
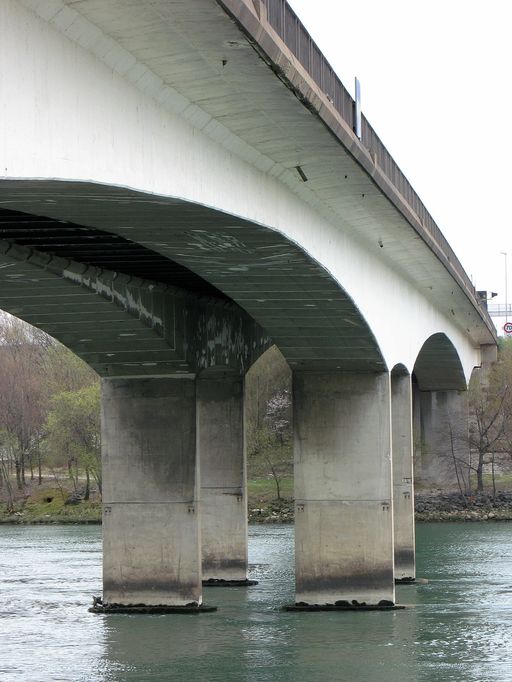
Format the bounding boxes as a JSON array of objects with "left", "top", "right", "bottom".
[
  {"left": 488, "top": 304, "right": 512, "bottom": 317},
  {"left": 261, "top": 0, "right": 476, "bottom": 300}
]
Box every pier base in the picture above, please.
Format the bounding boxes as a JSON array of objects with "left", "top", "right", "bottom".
[
  {"left": 202, "top": 578, "right": 258, "bottom": 587},
  {"left": 89, "top": 601, "right": 216, "bottom": 614},
  {"left": 284, "top": 602, "right": 405, "bottom": 612}
]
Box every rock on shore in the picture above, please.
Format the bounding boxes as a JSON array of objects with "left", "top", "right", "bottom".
[
  {"left": 415, "top": 491, "right": 512, "bottom": 521},
  {"left": 248, "top": 492, "right": 512, "bottom": 524}
]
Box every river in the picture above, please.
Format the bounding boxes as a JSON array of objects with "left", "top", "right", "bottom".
[{"left": 1, "top": 522, "right": 512, "bottom": 682}]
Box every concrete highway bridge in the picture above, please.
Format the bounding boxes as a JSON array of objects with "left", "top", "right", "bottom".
[{"left": 0, "top": 0, "right": 497, "bottom": 611}]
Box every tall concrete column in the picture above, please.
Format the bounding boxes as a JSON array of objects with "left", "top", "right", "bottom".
[
  {"left": 415, "top": 389, "right": 470, "bottom": 490},
  {"left": 391, "top": 369, "right": 415, "bottom": 582},
  {"left": 289, "top": 371, "right": 397, "bottom": 610},
  {"left": 100, "top": 376, "right": 207, "bottom": 611},
  {"left": 197, "top": 374, "right": 252, "bottom": 585}
]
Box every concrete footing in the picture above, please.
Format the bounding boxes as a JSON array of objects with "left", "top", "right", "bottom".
[
  {"left": 89, "top": 602, "right": 217, "bottom": 614},
  {"left": 292, "top": 372, "right": 396, "bottom": 608},
  {"left": 202, "top": 578, "right": 258, "bottom": 587},
  {"left": 395, "top": 577, "right": 429, "bottom": 585},
  {"left": 284, "top": 602, "right": 405, "bottom": 612}
]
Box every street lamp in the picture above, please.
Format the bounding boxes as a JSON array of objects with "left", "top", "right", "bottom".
[{"left": 501, "top": 251, "right": 508, "bottom": 324}]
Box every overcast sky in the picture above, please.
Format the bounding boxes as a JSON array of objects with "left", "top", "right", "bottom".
[{"left": 288, "top": 0, "right": 511, "bottom": 327}]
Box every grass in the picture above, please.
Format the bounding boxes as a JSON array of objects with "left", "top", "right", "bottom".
[
  {"left": 480, "top": 472, "right": 512, "bottom": 489},
  {"left": 415, "top": 471, "right": 512, "bottom": 494},
  {"left": 3, "top": 469, "right": 508, "bottom": 525},
  {"left": 0, "top": 483, "right": 101, "bottom": 524},
  {"left": 247, "top": 476, "right": 293, "bottom": 504}
]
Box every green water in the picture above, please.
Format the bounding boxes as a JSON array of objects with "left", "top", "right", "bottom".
[{"left": 1, "top": 523, "right": 512, "bottom": 681}]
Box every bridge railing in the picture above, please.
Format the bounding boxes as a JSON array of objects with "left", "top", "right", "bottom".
[
  {"left": 261, "top": 0, "right": 475, "bottom": 299},
  {"left": 488, "top": 303, "right": 512, "bottom": 317}
]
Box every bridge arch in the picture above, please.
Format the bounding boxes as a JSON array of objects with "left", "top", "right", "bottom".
[
  {"left": 391, "top": 362, "right": 410, "bottom": 376},
  {"left": 0, "top": 194, "right": 386, "bottom": 375},
  {"left": 413, "top": 332, "right": 467, "bottom": 392}
]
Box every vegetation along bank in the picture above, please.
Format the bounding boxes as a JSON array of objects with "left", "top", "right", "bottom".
[{"left": 2, "top": 314, "right": 512, "bottom": 525}]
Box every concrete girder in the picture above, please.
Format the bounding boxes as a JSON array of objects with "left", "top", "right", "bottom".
[
  {"left": 0, "top": 188, "right": 386, "bottom": 373},
  {"left": 0, "top": 238, "right": 270, "bottom": 377}
]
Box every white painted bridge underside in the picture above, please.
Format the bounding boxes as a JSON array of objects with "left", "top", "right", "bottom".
[{"left": 0, "top": 0, "right": 496, "bottom": 382}]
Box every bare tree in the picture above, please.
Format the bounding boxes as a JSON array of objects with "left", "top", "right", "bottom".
[
  {"left": 468, "top": 340, "right": 512, "bottom": 493},
  {"left": 0, "top": 315, "right": 49, "bottom": 488}
]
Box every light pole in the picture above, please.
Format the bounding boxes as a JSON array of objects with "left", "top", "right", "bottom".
[{"left": 501, "top": 251, "right": 508, "bottom": 324}]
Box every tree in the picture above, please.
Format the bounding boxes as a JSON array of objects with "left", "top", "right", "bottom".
[
  {"left": 264, "top": 390, "right": 291, "bottom": 444},
  {"left": 249, "top": 388, "right": 292, "bottom": 501},
  {"left": 45, "top": 384, "right": 101, "bottom": 499},
  {"left": 468, "top": 339, "right": 512, "bottom": 493},
  {"left": 44, "top": 343, "right": 98, "bottom": 396},
  {"left": 245, "top": 345, "right": 291, "bottom": 453},
  {"left": 0, "top": 315, "right": 49, "bottom": 488},
  {"left": 245, "top": 346, "right": 293, "bottom": 501},
  {"left": 0, "top": 430, "right": 17, "bottom": 512}
]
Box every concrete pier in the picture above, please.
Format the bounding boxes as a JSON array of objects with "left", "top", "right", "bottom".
[
  {"left": 197, "top": 375, "right": 251, "bottom": 584},
  {"left": 415, "top": 389, "right": 470, "bottom": 488},
  {"left": 101, "top": 377, "right": 202, "bottom": 607},
  {"left": 292, "top": 372, "right": 395, "bottom": 608},
  {"left": 391, "top": 369, "right": 416, "bottom": 582}
]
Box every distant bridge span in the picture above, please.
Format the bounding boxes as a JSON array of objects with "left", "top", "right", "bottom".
[{"left": 0, "top": 0, "right": 497, "bottom": 611}]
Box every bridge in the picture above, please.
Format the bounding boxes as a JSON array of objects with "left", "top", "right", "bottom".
[{"left": 0, "top": 0, "right": 497, "bottom": 611}]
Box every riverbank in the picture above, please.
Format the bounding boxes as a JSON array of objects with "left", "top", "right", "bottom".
[
  {"left": 248, "top": 491, "right": 512, "bottom": 523},
  {"left": 414, "top": 491, "right": 512, "bottom": 522},
  {"left": 3, "top": 481, "right": 512, "bottom": 524},
  {"left": 0, "top": 482, "right": 101, "bottom": 524}
]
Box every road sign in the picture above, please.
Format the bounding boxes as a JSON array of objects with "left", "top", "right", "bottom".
[{"left": 504, "top": 322, "right": 512, "bottom": 334}]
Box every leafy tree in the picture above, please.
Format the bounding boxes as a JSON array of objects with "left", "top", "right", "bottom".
[
  {"left": 44, "top": 343, "right": 97, "bottom": 396},
  {"left": 44, "top": 384, "right": 101, "bottom": 500}
]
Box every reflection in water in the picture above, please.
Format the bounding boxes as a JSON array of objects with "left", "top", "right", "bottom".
[{"left": 1, "top": 523, "right": 512, "bottom": 681}]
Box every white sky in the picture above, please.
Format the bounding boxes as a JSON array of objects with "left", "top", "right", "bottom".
[{"left": 288, "top": 0, "right": 512, "bottom": 323}]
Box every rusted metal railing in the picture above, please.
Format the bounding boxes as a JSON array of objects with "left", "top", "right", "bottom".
[{"left": 261, "top": 0, "right": 474, "bottom": 296}]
